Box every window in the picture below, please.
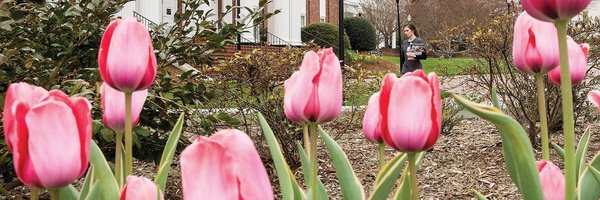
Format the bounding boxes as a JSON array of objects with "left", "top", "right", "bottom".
[
  {"left": 320, "top": 17, "right": 325, "bottom": 23},
  {"left": 301, "top": 15, "right": 306, "bottom": 27}
]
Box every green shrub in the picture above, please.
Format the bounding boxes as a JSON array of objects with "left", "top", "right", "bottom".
[
  {"left": 344, "top": 17, "right": 377, "bottom": 51},
  {"left": 301, "top": 23, "right": 351, "bottom": 54}
]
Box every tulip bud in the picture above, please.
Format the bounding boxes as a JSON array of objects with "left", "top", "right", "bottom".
[
  {"left": 522, "top": 0, "right": 591, "bottom": 22},
  {"left": 98, "top": 17, "right": 157, "bottom": 93},
  {"left": 2, "top": 82, "right": 91, "bottom": 188},
  {"left": 548, "top": 39, "right": 589, "bottom": 85},
  {"left": 284, "top": 48, "right": 343, "bottom": 123},
  {"left": 120, "top": 176, "right": 164, "bottom": 200},
  {"left": 378, "top": 70, "right": 441, "bottom": 152},
  {"left": 513, "top": 12, "right": 559, "bottom": 75},
  {"left": 180, "top": 129, "right": 273, "bottom": 200},
  {"left": 100, "top": 83, "right": 148, "bottom": 132},
  {"left": 362, "top": 92, "right": 383, "bottom": 143},
  {"left": 537, "top": 161, "right": 565, "bottom": 200}
]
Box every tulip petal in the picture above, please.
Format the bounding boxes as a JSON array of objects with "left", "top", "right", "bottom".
[
  {"left": 3, "top": 83, "right": 48, "bottom": 151},
  {"left": 12, "top": 102, "right": 42, "bottom": 187},
  {"left": 537, "top": 161, "right": 565, "bottom": 200},
  {"left": 69, "top": 96, "right": 92, "bottom": 177},
  {"left": 284, "top": 72, "right": 302, "bottom": 123},
  {"left": 98, "top": 19, "right": 121, "bottom": 89},
  {"left": 26, "top": 101, "right": 82, "bottom": 188},
  {"left": 513, "top": 12, "right": 559, "bottom": 74},
  {"left": 548, "top": 38, "right": 588, "bottom": 85},
  {"left": 387, "top": 75, "right": 433, "bottom": 152},
  {"left": 363, "top": 92, "right": 382, "bottom": 143},
  {"left": 211, "top": 130, "right": 274, "bottom": 199},
  {"left": 316, "top": 48, "right": 343, "bottom": 123},
  {"left": 101, "top": 83, "right": 148, "bottom": 132},
  {"left": 379, "top": 73, "right": 398, "bottom": 149},
  {"left": 137, "top": 46, "right": 158, "bottom": 90},
  {"left": 106, "top": 18, "right": 152, "bottom": 92},
  {"left": 291, "top": 51, "right": 321, "bottom": 122},
  {"left": 423, "top": 72, "right": 441, "bottom": 149},
  {"left": 557, "top": 0, "right": 592, "bottom": 20},
  {"left": 180, "top": 136, "right": 238, "bottom": 200},
  {"left": 522, "top": 0, "right": 558, "bottom": 22},
  {"left": 121, "top": 176, "right": 163, "bottom": 200},
  {"left": 588, "top": 90, "right": 600, "bottom": 110}
]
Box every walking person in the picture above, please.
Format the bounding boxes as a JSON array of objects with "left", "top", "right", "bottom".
[{"left": 400, "top": 24, "right": 427, "bottom": 74}]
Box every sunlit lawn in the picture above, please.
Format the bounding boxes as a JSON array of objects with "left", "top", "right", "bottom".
[{"left": 382, "top": 56, "right": 479, "bottom": 76}]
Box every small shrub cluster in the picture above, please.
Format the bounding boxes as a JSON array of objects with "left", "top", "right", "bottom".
[
  {"left": 343, "top": 17, "right": 377, "bottom": 51},
  {"left": 301, "top": 22, "right": 351, "bottom": 54}
]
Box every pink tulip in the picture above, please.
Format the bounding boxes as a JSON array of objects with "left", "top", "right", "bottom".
[
  {"left": 587, "top": 90, "right": 600, "bottom": 110},
  {"left": 548, "top": 39, "right": 589, "bottom": 85},
  {"left": 100, "top": 83, "right": 148, "bottom": 132},
  {"left": 2, "top": 82, "right": 91, "bottom": 188},
  {"left": 378, "top": 70, "right": 441, "bottom": 152},
  {"left": 98, "top": 17, "right": 157, "bottom": 93},
  {"left": 180, "top": 129, "right": 273, "bottom": 200},
  {"left": 120, "top": 176, "right": 164, "bottom": 200},
  {"left": 283, "top": 48, "right": 343, "bottom": 123},
  {"left": 522, "top": 0, "right": 591, "bottom": 22},
  {"left": 513, "top": 12, "right": 559, "bottom": 75},
  {"left": 362, "top": 92, "right": 383, "bottom": 143},
  {"left": 537, "top": 161, "right": 565, "bottom": 200}
]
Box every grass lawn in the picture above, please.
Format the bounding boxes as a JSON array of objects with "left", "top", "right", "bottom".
[{"left": 382, "top": 56, "right": 479, "bottom": 76}]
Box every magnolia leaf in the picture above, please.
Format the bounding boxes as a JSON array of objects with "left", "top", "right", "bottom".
[
  {"left": 319, "top": 126, "right": 365, "bottom": 200},
  {"left": 155, "top": 113, "right": 185, "bottom": 192},
  {"left": 452, "top": 93, "right": 543, "bottom": 199},
  {"left": 257, "top": 113, "right": 305, "bottom": 199}
]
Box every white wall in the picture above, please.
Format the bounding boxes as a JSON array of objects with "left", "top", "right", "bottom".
[
  {"left": 114, "top": 1, "right": 136, "bottom": 19},
  {"left": 268, "top": 0, "right": 290, "bottom": 43},
  {"left": 136, "top": 0, "right": 161, "bottom": 24},
  {"left": 288, "top": 0, "right": 305, "bottom": 45}
]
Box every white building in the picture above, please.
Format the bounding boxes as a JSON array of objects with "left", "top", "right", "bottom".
[{"left": 115, "top": 0, "right": 359, "bottom": 46}]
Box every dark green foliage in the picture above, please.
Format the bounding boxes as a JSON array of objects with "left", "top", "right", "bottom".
[
  {"left": 344, "top": 17, "right": 377, "bottom": 51},
  {"left": 301, "top": 23, "right": 351, "bottom": 54}
]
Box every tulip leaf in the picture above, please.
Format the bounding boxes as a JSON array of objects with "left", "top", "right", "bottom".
[
  {"left": 491, "top": 85, "right": 500, "bottom": 109},
  {"left": 578, "top": 152, "right": 600, "bottom": 200},
  {"left": 576, "top": 127, "right": 591, "bottom": 178},
  {"left": 392, "top": 152, "right": 423, "bottom": 200},
  {"left": 368, "top": 153, "right": 407, "bottom": 200},
  {"left": 296, "top": 143, "right": 329, "bottom": 200},
  {"left": 257, "top": 113, "right": 305, "bottom": 200},
  {"left": 588, "top": 166, "right": 600, "bottom": 186},
  {"left": 392, "top": 166, "right": 410, "bottom": 200},
  {"left": 551, "top": 142, "right": 565, "bottom": 161},
  {"left": 57, "top": 185, "right": 79, "bottom": 200},
  {"left": 155, "top": 113, "right": 185, "bottom": 192},
  {"left": 79, "top": 166, "right": 94, "bottom": 199},
  {"left": 472, "top": 189, "right": 489, "bottom": 200},
  {"left": 452, "top": 93, "right": 543, "bottom": 200},
  {"left": 318, "top": 126, "right": 365, "bottom": 200},
  {"left": 89, "top": 141, "right": 119, "bottom": 200}
]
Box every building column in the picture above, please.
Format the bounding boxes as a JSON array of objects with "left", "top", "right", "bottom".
[
  {"left": 306, "top": 0, "right": 320, "bottom": 24},
  {"left": 327, "top": 0, "right": 338, "bottom": 25}
]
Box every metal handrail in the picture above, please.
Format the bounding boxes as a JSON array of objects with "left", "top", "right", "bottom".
[
  {"left": 259, "top": 28, "right": 293, "bottom": 46},
  {"left": 300, "top": 29, "right": 339, "bottom": 49},
  {"left": 133, "top": 11, "right": 159, "bottom": 28}
]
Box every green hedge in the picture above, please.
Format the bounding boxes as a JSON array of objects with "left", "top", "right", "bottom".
[
  {"left": 344, "top": 17, "right": 377, "bottom": 51},
  {"left": 301, "top": 23, "right": 351, "bottom": 53}
]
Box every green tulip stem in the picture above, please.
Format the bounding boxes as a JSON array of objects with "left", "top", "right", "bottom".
[
  {"left": 115, "top": 131, "right": 124, "bottom": 187},
  {"left": 124, "top": 92, "right": 133, "bottom": 178},
  {"left": 378, "top": 143, "right": 386, "bottom": 168},
  {"left": 303, "top": 124, "right": 310, "bottom": 155},
  {"left": 535, "top": 73, "right": 550, "bottom": 160},
  {"left": 30, "top": 187, "right": 39, "bottom": 200},
  {"left": 309, "top": 122, "right": 318, "bottom": 200},
  {"left": 556, "top": 19, "right": 576, "bottom": 199},
  {"left": 408, "top": 153, "right": 419, "bottom": 200},
  {"left": 49, "top": 189, "right": 59, "bottom": 200}
]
